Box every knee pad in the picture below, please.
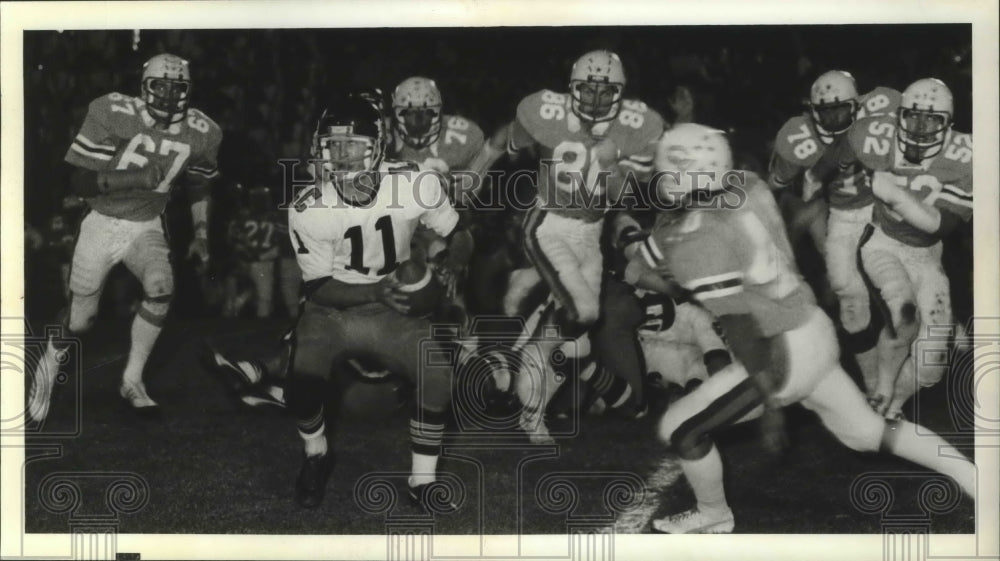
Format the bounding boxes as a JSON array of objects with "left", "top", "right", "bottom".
[
  {"left": 142, "top": 270, "right": 175, "bottom": 301},
  {"left": 138, "top": 295, "right": 172, "bottom": 327}
]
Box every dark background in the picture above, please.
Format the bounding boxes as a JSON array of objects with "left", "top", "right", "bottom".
[
  {"left": 22, "top": 25, "right": 973, "bottom": 320},
  {"left": 19, "top": 26, "right": 979, "bottom": 536}
]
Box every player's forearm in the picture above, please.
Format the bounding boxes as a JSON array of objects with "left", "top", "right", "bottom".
[
  {"left": 884, "top": 189, "right": 941, "bottom": 233},
  {"left": 191, "top": 199, "right": 210, "bottom": 239},
  {"left": 69, "top": 167, "right": 158, "bottom": 197}
]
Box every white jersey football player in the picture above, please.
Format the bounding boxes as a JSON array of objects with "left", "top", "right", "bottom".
[
  {"left": 283, "top": 94, "right": 472, "bottom": 511},
  {"left": 29, "top": 53, "right": 221, "bottom": 420}
]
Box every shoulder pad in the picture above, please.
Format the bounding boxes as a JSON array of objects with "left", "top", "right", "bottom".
[
  {"left": 613, "top": 99, "right": 666, "bottom": 153},
  {"left": 847, "top": 114, "right": 896, "bottom": 171},
  {"left": 773, "top": 115, "right": 824, "bottom": 167},
  {"left": 440, "top": 114, "right": 486, "bottom": 166},
  {"left": 188, "top": 107, "right": 223, "bottom": 134},
  {"left": 516, "top": 90, "right": 571, "bottom": 146},
  {"left": 857, "top": 87, "right": 902, "bottom": 118},
  {"left": 935, "top": 131, "right": 973, "bottom": 177}
]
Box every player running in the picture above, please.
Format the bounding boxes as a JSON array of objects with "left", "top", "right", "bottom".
[
  {"left": 768, "top": 70, "right": 901, "bottom": 393},
  {"left": 28, "top": 53, "right": 221, "bottom": 420},
  {"left": 475, "top": 50, "right": 665, "bottom": 442},
  {"left": 842, "top": 78, "right": 972, "bottom": 420},
  {"left": 631, "top": 123, "right": 974, "bottom": 534},
  {"left": 279, "top": 94, "right": 471, "bottom": 510}
]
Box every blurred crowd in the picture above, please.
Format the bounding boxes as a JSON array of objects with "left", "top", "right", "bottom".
[{"left": 22, "top": 26, "right": 973, "bottom": 322}]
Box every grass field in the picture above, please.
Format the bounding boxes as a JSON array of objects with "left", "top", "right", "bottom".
[{"left": 23, "top": 316, "right": 975, "bottom": 536}]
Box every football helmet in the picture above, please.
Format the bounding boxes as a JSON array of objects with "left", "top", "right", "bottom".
[
  {"left": 569, "top": 50, "right": 626, "bottom": 122},
  {"left": 654, "top": 123, "right": 733, "bottom": 199},
  {"left": 312, "top": 94, "right": 387, "bottom": 202},
  {"left": 808, "top": 70, "right": 859, "bottom": 142},
  {"left": 897, "top": 78, "right": 953, "bottom": 163},
  {"left": 392, "top": 77, "right": 443, "bottom": 149},
  {"left": 141, "top": 53, "right": 191, "bottom": 125}
]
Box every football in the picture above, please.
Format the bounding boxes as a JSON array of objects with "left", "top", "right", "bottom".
[{"left": 393, "top": 259, "right": 444, "bottom": 317}]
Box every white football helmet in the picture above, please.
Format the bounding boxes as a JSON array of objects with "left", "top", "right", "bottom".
[
  {"left": 141, "top": 53, "right": 191, "bottom": 125},
  {"left": 808, "top": 70, "right": 859, "bottom": 141},
  {"left": 654, "top": 123, "right": 733, "bottom": 199},
  {"left": 392, "top": 77, "right": 443, "bottom": 149},
  {"left": 569, "top": 50, "right": 626, "bottom": 122},
  {"left": 897, "top": 78, "right": 953, "bottom": 162}
]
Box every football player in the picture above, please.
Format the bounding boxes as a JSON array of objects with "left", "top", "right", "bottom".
[
  {"left": 28, "top": 53, "right": 221, "bottom": 420},
  {"left": 631, "top": 124, "right": 974, "bottom": 533},
  {"left": 281, "top": 94, "right": 472, "bottom": 510},
  {"left": 476, "top": 50, "right": 665, "bottom": 442},
  {"left": 223, "top": 185, "right": 282, "bottom": 318},
  {"left": 843, "top": 78, "right": 972, "bottom": 420},
  {"left": 388, "top": 77, "right": 487, "bottom": 205},
  {"left": 769, "top": 70, "right": 901, "bottom": 399}
]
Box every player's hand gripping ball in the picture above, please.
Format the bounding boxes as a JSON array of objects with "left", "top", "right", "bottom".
[{"left": 392, "top": 259, "right": 444, "bottom": 317}]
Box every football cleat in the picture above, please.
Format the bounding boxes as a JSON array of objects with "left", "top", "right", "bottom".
[
  {"left": 295, "top": 453, "right": 335, "bottom": 509},
  {"left": 408, "top": 482, "right": 459, "bottom": 515},
  {"left": 203, "top": 343, "right": 262, "bottom": 390},
  {"left": 239, "top": 384, "right": 286, "bottom": 410},
  {"left": 519, "top": 408, "right": 555, "bottom": 445},
  {"left": 651, "top": 507, "right": 735, "bottom": 534},
  {"left": 119, "top": 382, "right": 160, "bottom": 413}
]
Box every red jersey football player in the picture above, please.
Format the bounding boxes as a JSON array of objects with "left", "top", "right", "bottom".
[
  {"left": 29, "top": 53, "right": 222, "bottom": 420},
  {"left": 482, "top": 50, "right": 665, "bottom": 443},
  {"left": 769, "top": 70, "right": 901, "bottom": 393},
  {"left": 388, "top": 76, "right": 487, "bottom": 205},
  {"left": 843, "top": 78, "right": 972, "bottom": 420},
  {"left": 631, "top": 124, "right": 974, "bottom": 533}
]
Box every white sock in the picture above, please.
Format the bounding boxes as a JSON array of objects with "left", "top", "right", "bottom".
[
  {"left": 300, "top": 424, "right": 328, "bottom": 457},
  {"left": 409, "top": 453, "right": 439, "bottom": 487},
  {"left": 886, "top": 420, "right": 976, "bottom": 498},
  {"left": 680, "top": 444, "right": 730, "bottom": 514},
  {"left": 122, "top": 315, "right": 161, "bottom": 386}
]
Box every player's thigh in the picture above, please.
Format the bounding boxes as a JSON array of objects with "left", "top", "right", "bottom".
[
  {"left": 69, "top": 213, "right": 118, "bottom": 296},
  {"left": 659, "top": 362, "right": 764, "bottom": 442},
  {"left": 861, "top": 234, "right": 916, "bottom": 327},
  {"left": 365, "top": 308, "right": 453, "bottom": 410},
  {"left": 772, "top": 308, "right": 842, "bottom": 405},
  {"left": 292, "top": 300, "right": 352, "bottom": 380},
  {"left": 799, "top": 365, "right": 883, "bottom": 452},
  {"left": 122, "top": 225, "right": 173, "bottom": 298},
  {"left": 251, "top": 260, "right": 275, "bottom": 297}
]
